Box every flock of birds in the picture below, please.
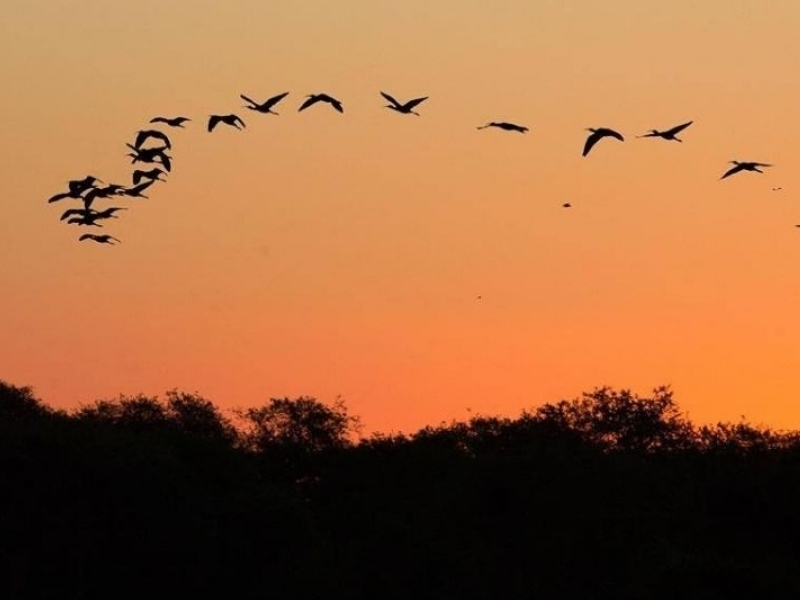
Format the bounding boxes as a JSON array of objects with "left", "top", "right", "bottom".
[{"left": 46, "top": 90, "right": 783, "bottom": 245}]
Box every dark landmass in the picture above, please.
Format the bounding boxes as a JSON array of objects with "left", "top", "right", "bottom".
[{"left": 2, "top": 380, "right": 799, "bottom": 599}]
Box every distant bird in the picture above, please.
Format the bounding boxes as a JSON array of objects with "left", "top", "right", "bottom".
[
  {"left": 122, "top": 180, "right": 156, "bottom": 198},
  {"left": 132, "top": 168, "right": 167, "bottom": 185},
  {"left": 81, "top": 184, "right": 128, "bottom": 209},
  {"left": 477, "top": 122, "right": 528, "bottom": 133},
  {"left": 61, "top": 207, "right": 127, "bottom": 225},
  {"left": 134, "top": 129, "right": 172, "bottom": 150},
  {"left": 150, "top": 116, "right": 190, "bottom": 128},
  {"left": 127, "top": 144, "right": 172, "bottom": 171},
  {"left": 582, "top": 127, "right": 624, "bottom": 157},
  {"left": 208, "top": 114, "right": 246, "bottom": 132},
  {"left": 380, "top": 92, "right": 428, "bottom": 115},
  {"left": 298, "top": 93, "right": 344, "bottom": 113},
  {"left": 637, "top": 121, "right": 693, "bottom": 142},
  {"left": 79, "top": 233, "right": 121, "bottom": 244},
  {"left": 241, "top": 92, "right": 290, "bottom": 114},
  {"left": 562, "top": 203, "right": 572, "bottom": 208},
  {"left": 68, "top": 176, "right": 102, "bottom": 194},
  {"left": 720, "top": 161, "right": 773, "bottom": 180},
  {"left": 772, "top": 187, "right": 783, "bottom": 191}
]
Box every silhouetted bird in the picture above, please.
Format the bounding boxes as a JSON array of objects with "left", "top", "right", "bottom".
[
  {"left": 150, "top": 116, "right": 190, "bottom": 128},
  {"left": 582, "top": 127, "right": 624, "bottom": 156},
  {"left": 381, "top": 92, "right": 428, "bottom": 115},
  {"left": 127, "top": 144, "right": 172, "bottom": 171},
  {"left": 772, "top": 187, "right": 783, "bottom": 191},
  {"left": 81, "top": 185, "right": 128, "bottom": 209},
  {"left": 122, "top": 180, "right": 155, "bottom": 199},
  {"left": 477, "top": 122, "right": 528, "bottom": 133},
  {"left": 68, "top": 176, "right": 102, "bottom": 194},
  {"left": 241, "top": 92, "right": 290, "bottom": 114},
  {"left": 208, "top": 114, "right": 246, "bottom": 132},
  {"left": 134, "top": 129, "right": 172, "bottom": 150},
  {"left": 720, "top": 161, "right": 773, "bottom": 180},
  {"left": 79, "top": 233, "right": 120, "bottom": 244},
  {"left": 637, "top": 121, "right": 693, "bottom": 142},
  {"left": 61, "top": 207, "right": 127, "bottom": 225},
  {"left": 562, "top": 203, "right": 572, "bottom": 208},
  {"left": 298, "top": 93, "right": 344, "bottom": 113},
  {"left": 132, "top": 168, "right": 167, "bottom": 185}
]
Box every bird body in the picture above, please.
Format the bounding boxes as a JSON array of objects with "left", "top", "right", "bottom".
[
  {"left": 477, "top": 122, "right": 528, "bottom": 133},
  {"left": 298, "top": 93, "right": 344, "bottom": 113},
  {"left": 241, "top": 92, "right": 290, "bottom": 114},
  {"left": 583, "top": 127, "right": 624, "bottom": 156},
  {"left": 123, "top": 180, "right": 156, "bottom": 198},
  {"left": 150, "top": 116, "right": 190, "bottom": 128},
  {"left": 720, "top": 161, "right": 773, "bottom": 180},
  {"left": 132, "top": 168, "right": 167, "bottom": 185},
  {"left": 380, "top": 92, "right": 428, "bottom": 115},
  {"left": 208, "top": 114, "right": 246, "bottom": 132},
  {"left": 637, "top": 121, "right": 693, "bottom": 142},
  {"left": 127, "top": 144, "right": 172, "bottom": 171}
]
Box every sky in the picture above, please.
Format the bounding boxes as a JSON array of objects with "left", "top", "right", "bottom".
[{"left": 2, "top": 0, "right": 800, "bottom": 434}]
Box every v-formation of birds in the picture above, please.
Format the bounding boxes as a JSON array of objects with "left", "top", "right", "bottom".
[{"left": 46, "top": 91, "right": 783, "bottom": 245}]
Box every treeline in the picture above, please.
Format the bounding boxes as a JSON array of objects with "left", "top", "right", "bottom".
[{"left": 2, "top": 379, "right": 800, "bottom": 599}]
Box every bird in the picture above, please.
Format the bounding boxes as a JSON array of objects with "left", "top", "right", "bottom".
[
  {"left": 61, "top": 207, "right": 127, "bottom": 226},
  {"left": 132, "top": 168, "right": 167, "bottom": 186},
  {"left": 79, "top": 233, "right": 121, "bottom": 244},
  {"left": 68, "top": 176, "right": 102, "bottom": 194},
  {"left": 562, "top": 203, "right": 572, "bottom": 208},
  {"left": 637, "top": 121, "right": 693, "bottom": 142},
  {"left": 380, "top": 92, "right": 428, "bottom": 115},
  {"left": 133, "top": 129, "right": 172, "bottom": 150},
  {"left": 298, "top": 93, "right": 344, "bottom": 113},
  {"left": 720, "top": 161, "right": 773, "bottom": 180},
  {"left": 241, "top": 92, "right": 290, "bottom": 114},
  {"left": 772, "top": 187, "right": 783, "bottom": 191},
  {"left": 122, "top": 180, "right": 156, "bottom": 198},
  {"left": 81, "top": 185, "right": 128, "bottom": 209},
  {"left": 582, "top": 127, "right": 624, "bottom": 157},
  {"left": 127, "top": 144, "right": 172, "bottom": 171},
  {"left": 477, "top": 122, "right": 528, "bottom": 133},
  {"left": 149, "top": 116, "right": 190, "bottom": 128},
  {"left": 208, "top": 114, "right": 246, "bottom": 132}
]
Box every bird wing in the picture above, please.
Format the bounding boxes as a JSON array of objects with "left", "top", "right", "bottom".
[
  {"left": 132, "top": 170, "right": 145, "bottom": 185},
  {"left": 233, "top": 115, "right": 246, "bottom": 128},
  {"left": 264, "top": 91, "right": 290, "bottom": 109},
  {"left": 298, "top": 96, "right": 318, "bottom": 111},
  {"left": 403, "top": 96, "right": 428, "bottom": 110},
  {"left": 582, "top": 131, "right": 602, "bottom": 156},
  {"left": 331, "top": 99, "right": 344, "bottom": 113},
  {"left": 240, "top": 94, "right": 257, "bottom": 107},
  {"left": 664, "top": 121, "right": 693, "bottom": 136},
  {"left": 150, "top": 117, "right": 167, "bottom": 124},
  {"left": 79, "top": 234, "right": 94, "bottom": 241},
  {"left": 159, "top": 154, "right": 172, "bottom": 172},
  {"left": 47, "top": 192, "right": 70, "bottom": 203},
  {"left": 720, "top": 164, "right": 745, "bottom": 179},
  {"left": 60, "top": 208, "right": 86, "bottom": 221},
  {"left": 380, "top": 91, "right": 401, "bottom": 107},
  {"left": 208, "top": 115, "right": 221, "bottom": 131},
  {"left": 606, "top": 129, "right": 625, "bottom": 142}
]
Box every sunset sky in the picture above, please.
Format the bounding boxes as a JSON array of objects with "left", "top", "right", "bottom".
[{"left": 2, "top": 1, "right": 800, "bottom": 433}]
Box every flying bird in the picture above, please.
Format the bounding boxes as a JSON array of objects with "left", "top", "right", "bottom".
[
  {"left": 122, "top": 180, "right": 156, "bottom": 198},
  {"left": 637, "top": 121, "right": 693, "bottom": 142},
  {"left": 562, "top": 203, "right": 572, "bottom": 208},
  {"left": 477, "top": 122, "right": 528, "bottom": 133},
  {"left": 132, "top": 168, "right": 167, "bottom": 185},
  {"left": 582, "top": 127, "right": 624, "bottom": 157},
  {"left": 720, "top": 161, "right": 773, "bottom": 180},
  {"left": 68, "top": 176, "right": 102, "bottom": 194},
  {"left": 133, "top": 129, "right": 172, "bottom": 150},
  {"left": 208, "top": 114, "right": 246, "bottom": 132},
  {"left": 150, "top": 116, "right": 190, "bottom": 128},
  {"left": 298, "top": 93, "right": 344, "bottom": 113},
  {"left": 380, "top": 92, "right": 428, "bottom": 115},
  {"left": 127, "top": 144, "right": 172, "bottom": 171},
  {"left": 81, "top": 184, "right": 128, "bottom": 209},
  {"left": 79, "top": 234, "right": 121, "bottom": 244},
  {"left": 241, "top": 92, "right": 290, "bottom": 114},
  {"left": 61, "top": 207, "right": 127, "bottom": 225}
]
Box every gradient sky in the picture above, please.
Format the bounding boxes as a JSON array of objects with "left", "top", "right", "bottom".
[{"left": 2, "top": 1, "right": 800, "bottom": 434}]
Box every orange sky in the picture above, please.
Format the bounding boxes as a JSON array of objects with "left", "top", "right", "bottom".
[{"left": 2, "top": 1, "right": 800, "bottom": 434}]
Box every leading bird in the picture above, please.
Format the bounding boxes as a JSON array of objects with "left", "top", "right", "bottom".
[
  {"left": 637, "top": 121, "right": 693, "bottom": 142},
  {"left": 720, "top": 161, "right": 773, "bottom": 180},
  {"left": 380, "top": 92, "right": 428, "bottom": 115}
]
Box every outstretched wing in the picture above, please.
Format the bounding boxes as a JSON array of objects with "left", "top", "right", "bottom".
[
  {"left": 135, "top": 129, "right": 172, "bottom": 149},
  {"left": 233, "top": 115, "right": 246, "bottom": 128},
  {"left": 208, "top": 115, "right": 221, "bottom": 132},
  {"left": 605, "top": 128, "right": 625, "bottom": 142},
  {"left": 240, "top": 94, "right": 257, "bottom": 107},
  {"left": 720, "top": 164, "right": 744, "bottom": 179},
  {"left": 264, "top": 91, "right": 290, "bottom": 109},
  {"left": 583, "top": 131, "right": 601, "bottom": 156},
  {"left": 380, "top": 91, "right": 401, "bottom": 108},
  {"left": 60, "top": 208, "right": 87, "bottom": 221},
  {"left": 403, "top": 96, "right": 428, "bottom": 110},
  {"left": 665, "top": 121, "right": 693, "bottom": 136},
  {"left": 298, "top": 96, "right": 318, "bottom": 112}
]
